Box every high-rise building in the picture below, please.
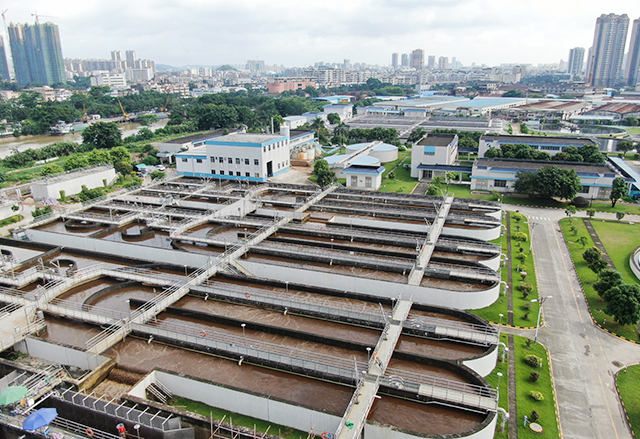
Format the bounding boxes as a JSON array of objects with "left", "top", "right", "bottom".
[
  {"left": 427, "top": 56, "right": 435, "bottom": 69},
  {"left": 625, "top": 18, "right": 640, "bottom": 86},
  {"left": 391, "top": 53, "right": 398, "bottom": 69},
  {"left": 586, "top": 13, "right": 629, "bottom": 87},
  {"left": 111, "top": 50, "right": 122, "bottom": 61},
  {"left": 438, "top": 56, "right": 448, "bottom": 69},
  {"left": 8, "top": 21, "right": 65, "bottom": 86},
  {"left": 0, "top": 36, "right": 10, "bottom": 81},
  {"left": 410, "top": 49, "right": 424, "bottom": 70},
  {"left": 567, "top": 47, "right": 585, "bottom": 77},
  {"left": 246, "top": 59, "right": 265, "bottom": 72},
  {"left": 401, "top": 54, "right": 409, "bottom": 67},
  {"left": 125, "top": 50, "right": 136, "bottom": 69}
]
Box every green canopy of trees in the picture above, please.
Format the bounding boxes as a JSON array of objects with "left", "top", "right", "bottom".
[{"left": 514, "top": 166, "right": 581, "bottom": 200}]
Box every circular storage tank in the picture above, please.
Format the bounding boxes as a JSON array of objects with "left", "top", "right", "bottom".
[
  {"left": 370, "top": 143, "right": 398, "bottom": 162},
  {"left": 345, "top": 143, "right": 371, "bottom": 153},
  {"left": 306, "top": 149, "right": 315, "bottom": 160},
  {"left": 350, "top": 155, "right": 381, "bottom": 166}
]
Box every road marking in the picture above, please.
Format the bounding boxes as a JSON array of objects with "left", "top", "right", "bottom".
[
  {"left": 598, "top": 374, "right": 620, "bottom": 439},
  {"left": 552, "top": 222, "right": 585, "bottom": 324}
]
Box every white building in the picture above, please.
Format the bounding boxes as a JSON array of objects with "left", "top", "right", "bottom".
[
  {"left": 175, "top": 132, "right": 290, "bottom": 182},
  {"left": 323, "top": 104, "right": 353, "bottom": 121},
  {"left": 410, "top": 134, "right": 459, "bottom": 180},
  {"left": 283, "top": 116, "right": 307, "bottom": 129},
  {"left": 478, "top": 135, "right": 597, "bottom": 158},
  {"left": 30, "top": 166, "right": 117, "bottom": 201},
  {"left": 471, "top": 158, "right": 620, "bottom": 198},
  {"left": 90, "top": 72, "right": 127, "bottom": 90},
  {"left": 125, "top": 68, "right": 154, "bottom": 83}
]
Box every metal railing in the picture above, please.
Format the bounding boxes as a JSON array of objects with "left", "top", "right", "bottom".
[{"left": 52, "top": 417, "right": 121, "bottom": 439}]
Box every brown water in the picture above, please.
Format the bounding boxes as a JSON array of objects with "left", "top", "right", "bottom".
[
  {"left": 35, "top": 219, "right": 108, "bottom": 235},
  {"left": 101, "top": 225, "right": 174, "bottom": 249},
  {"left": 40, "top": 315, "right": 102, "bottom": 349},
  {"left": 0, "top": 120, "right": 168, "bottom": 159}
]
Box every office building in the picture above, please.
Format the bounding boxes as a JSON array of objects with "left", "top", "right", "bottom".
[
  {"left": 0, "top": 36, "right": 10, "bottom": 80},
  {"left": 410, "top": 49, "right": 424, "bottom": 70},
  {"left": 625, "top": 18, "right": 640, "bottom": 86},
  {"left": 586, "top": 13, "right": 629, "bottom": 87},
  {"left": 401, "top": 53, "right": 409, "bottom": 67},
  {"left": 438, "top": 56, "right": 449, "bottom": 69},
  {"left": 125, "top": 50, "right": 136, "bottom": 69},
  {"left": 567, "top": 47, "right": 585, "bottom": 76},
  {"left": 245, "top": 59, "right": 265, "bottom": 72},
  {"left": 391, "top": 53, "right": 398, "bottom": 69},
  {"left": 8, "top": 21, "right": 65, "bottom": 86},
  {"left": 427, "top": 55, "right": 436, "bottom": 69}
]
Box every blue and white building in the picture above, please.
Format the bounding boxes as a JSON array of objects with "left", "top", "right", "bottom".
[
  {"left": 176, "top": 132, "right": 290, "bottom": 182},
  {"left": 478, "top": 135, "right": 596, "bottom": 158}
]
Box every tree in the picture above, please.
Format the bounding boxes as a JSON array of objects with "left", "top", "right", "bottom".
[
  {"left": 514, "top": 166, "right": 581, "bottom": 200},
  {"left": 313, "top": 159, "right": 336, "bottom": 187},
  {"left": 586, "top": 208, "right": 596, "bottom": 218},
  {"left": 150, "top": 170, "right": 165, "bottom": 180},
  {"left": 109, "top": 146, "right": 134, "bottom": 175},
  {"left": 582, "top": 246, "right": 607, "bottom": 275},
  {"left": 602, "top": 284, "right": 640, "bottom": 326},
  {"left": 326, "top": 113, "right": 341, "bottom": 125},
  {"left": 138, "top": 114, "right": 158, "bottom": 126},
  {"left": 40, "top": 164, "right": 64, "bottom": 176},
  {"left": 617, "top": 140, "right": 635, "bottom": 155},
  {"left": 565, "top": 205, "right": 577, "bottom": 217},
  {"left": 593, "top": 269, "right": 623, "bottom": 298},
  {"left": 577, "top": 236, "right": 588, "bottom": 248},
  {"left": 81, "top": 122, "right": 123, "bottom": 149},
  {"left": 610, "top": 177, "right": 627, "bottom": 208},
  {"left": 408, "top": 127, "right": 427, "bottom": 143}
]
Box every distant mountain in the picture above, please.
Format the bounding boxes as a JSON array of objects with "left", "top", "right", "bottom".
[{"left": 156, "top": 64, "right": 182, "bottom": 71}]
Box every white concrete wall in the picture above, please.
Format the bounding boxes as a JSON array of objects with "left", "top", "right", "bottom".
[
  {"left": 238, "top": 260, "right": 500, "bottom": 310},
  {"left": 463, "top": 346, "right": 498, "bottom": 377},
  {"left": 25, "top": 229, "right": 211, "bottom": 268},
  {"left": 364, "top": 415, "right": 496, "bottom": 439},
  {"left": 345, "top": 173, "right": 382, "bottom": 190},
  {"left": 31, "top": 168, "right": 117, "bottom": 201},
  {"left": 15, "top": 338, "right": 109, "bottom": 370},
  {"left": 151, "top": 371, "right": 342, "bottom": 435},
  {"left": 631, "top": 247, "right": 640, "bottom": 281}
]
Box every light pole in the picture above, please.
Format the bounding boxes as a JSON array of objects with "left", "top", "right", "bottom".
[
  {"left": 496, "top": 372, "right": 503, "bottom": 395},
  {"left": 366, "top": 347, "right": 371, "bottom": 363},
  {"left": 531, "top": 296, "right": 552, "bottom": 343},
  {"left": 498, "top": 313, "right": 504, "bottom": 337},
  {"left": 285, "top": 281, "right": 289, "bottom": 295},
  {"left": 241, "top": 323, "right": 246, "bottom": 337}
]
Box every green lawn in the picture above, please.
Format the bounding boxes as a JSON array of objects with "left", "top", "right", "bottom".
[
  {"left": 559, "top": 218, "right": 640, "bottom": 341},
  {"left": 472, "top": 211, "right": 540, "bottom": 328},
  {"left": 379, "top": 150, "right": 417, "bottom": 193},
  {"left": 622, "top": 126, "right": 640, "bottom": 135},
  {"left": 170, "top": 396, "right": 307, "bottom": 439},
  {"left": 485, "top": 334, "right": 559, "bottom": 438},
  {"left": 616, "top": 365, "right": 640, "bottom": 437},
  {"left": 589, "top": 220, "right": 640, "bottom": 284},
  {"left": 513, "top": 336, "right": 560, "bottom": 438}
]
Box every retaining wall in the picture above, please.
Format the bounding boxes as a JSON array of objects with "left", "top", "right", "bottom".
[
  {"left": 14, "top": 337, "right": 109, "bottom": 370},
  {"left": 631, "top": 247, "right": 640, "bottom": 281},
  {"left": 238, "top": 260, "right": 499, "bottom": 309}
]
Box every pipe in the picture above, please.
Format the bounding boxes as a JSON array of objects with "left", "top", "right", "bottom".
[{"left": 497, "top": 407, "right": 509, "bottom": 432}]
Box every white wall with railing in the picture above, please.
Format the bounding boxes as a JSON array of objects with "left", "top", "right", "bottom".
[{"left": 14, "top": 337, "right": 109, "bottom": 370}]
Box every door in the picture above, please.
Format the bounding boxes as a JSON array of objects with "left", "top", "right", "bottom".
[{"left": 267, "top": 161, "right": 273, "bottom": 177}]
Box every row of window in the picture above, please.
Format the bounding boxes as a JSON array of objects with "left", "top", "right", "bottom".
[
  {"left": 210, "top": 157, "right": 261, "bottom": 166},
  {"left": 212, "top": 170, "right": 260, "bottom": 178},
  {"left": 263, "top": 141, "right": 287, "bottom": 152},
  {"left": 350, "top": 176, "right": 373, "bottom": 187}
]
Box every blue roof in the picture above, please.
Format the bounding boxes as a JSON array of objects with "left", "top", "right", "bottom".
[
  {"left": 343, "top": 165, "right": 385, "bottom": 175},
  {"left": 609, "top": 157, "right": 640, "bottom": 183},
  {"left": 351, "top": 155, "right": 380, "bottom": 166},
  {"left": 458, "top": 97, "right": 526, "bottom": 108},
  {"left": 345, "top": 143, "right": 371, "bottom": 151},
  {"left": 576, "top": 172, "right": 601, "bottom": 178},
  {"left": 325, "top": 154, "right": 348, "bottom": 164}
]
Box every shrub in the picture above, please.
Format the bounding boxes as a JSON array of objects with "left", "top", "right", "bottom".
[
  {"left": 516, "top": 253, "right": 528, "bottom": 263},
  {"left": 524, "top": 311, "right": 530, "bottom": 320},
  {"left": 519, "top": 282, "right": 533, "bottom": 293},
  {"left": 513, "top": 232, "right": 527, "bottom": 242},
  {"left": 512, "top": 212, "right": 523, "bottom": 221},
  {"left": 530, "top": 410, "right": 540, "bottom": 422},
  {"left": 530, "top": 391, "right": 544, "bottom": 401},
  {"left": 529, "top": 371, "right": 540, "bottom": 382},
  {"left": 573, "top": 196, "right": 589, "bottom": 207},
  {"left": 388, "top": 171, "right": 396, "bottom": 179},
  {"left": 525, "top": 355, "right": 543, "bottom": 368},
  {"left": 523, "top": 302, "right": 532, "bottom": 310}
]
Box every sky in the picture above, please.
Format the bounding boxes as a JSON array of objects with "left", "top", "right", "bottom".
[{"left": 3, "top": 0, "right": 640, "bottom": 69}]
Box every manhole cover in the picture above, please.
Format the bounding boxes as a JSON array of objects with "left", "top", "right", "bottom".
[{"left": 613, "top": 361, "right": 624, "bottom": 368}]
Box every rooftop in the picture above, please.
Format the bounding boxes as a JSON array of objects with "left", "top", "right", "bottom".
[
  {"left": 418, "top": 134, "right": 456, "bottom": 147},
  {"left": 475, "top": 157, "right": 612, "bottom": 174},
  {"left": 206, "top": 132, "right": 286, "bottom": 144},
  {"left": 481, "top": 134, "right": 595, "bottom": 145},
  {"left": 160, "top": 131, "right": 222, "bottom": 144}
]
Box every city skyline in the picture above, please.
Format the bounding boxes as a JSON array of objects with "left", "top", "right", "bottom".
[{"left": 2, "top": 1, "right": 640, "bottom": 69}]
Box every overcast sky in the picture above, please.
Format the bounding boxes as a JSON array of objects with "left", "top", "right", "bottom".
[{"left": 4, "top": 0, "right": 640, "bottom": 69}]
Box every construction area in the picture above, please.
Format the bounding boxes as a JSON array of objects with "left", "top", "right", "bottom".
[{"left": 0, "top": 178, "right": 506, "bottom": 439}]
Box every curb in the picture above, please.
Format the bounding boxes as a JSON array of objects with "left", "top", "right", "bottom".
[
  {"left": 560, "top": 218, "right": 640, "bottom": 345},
  {"left": 545, "top": 344, "right": 563, "bottom": 438},
  {"left": 614, "top": 367, "right": 637, "bottom": 438}
]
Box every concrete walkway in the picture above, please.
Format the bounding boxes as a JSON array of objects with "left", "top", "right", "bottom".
[{"left": 503, "top": 203, "right": 640, "bottom": 439}]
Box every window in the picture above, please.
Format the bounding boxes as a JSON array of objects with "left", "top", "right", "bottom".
[
  {"left": 219, "top": 157, "right": 224, "bottom": 163},
  {"left": 494, "top": 180, "right": 507, "bottom": 188},
  {"left": 350, "top": 176, "right": 358, "bottom": 186},
  {"left": 365, "top": 177, "right": 372, "bottom": 188},
  {"left": 220, "top": 170, "right": 225, "bottom": 175},
  {"left": 255, "top": 173, "right": 260, "bottom": 178},
  {"left": 268, "top": 145, "right": 271, "bottom": 151},
  {"left": 245, "top": 159, "right": 249, "bottom": 165},
  {"left": 422, "top": 170, "right": 433, "bottom": 179},
  {"left": 277, "top": 163, "right": 280, "bottom": 169},
  {"left": 235, "top": 158, "right": 240, "bottom": 165},
  {"left": 263, "top": 147, "right": 266, "bottom": 152},
  {"left": 254, "top": 159, "right": 259, "bottom": 166},
  {"left": 245, "top": 172, "right": 250, "bottom": 177},
  {"left": 228, "top": 158, "right": 233, "bottom": 164},
  {"left": 181, "top": 158, "right": 188, "bottom": 162},
  {"left": 424, "top": 150, "right": 435, "bottom": 156},
  {"left": 196, "top": 159, "right": 203, "bottom": 163},
  {"left": 580, "top": 185, "right": 590, "bottom": 193},
  {"left": 211, "top": 169, "right": 216, "bottom": 174},
  {"left": 210, "top": 157, "right": 215, "bottom": 163}
]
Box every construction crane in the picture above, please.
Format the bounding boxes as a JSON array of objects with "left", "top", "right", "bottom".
[
  {"left": 81, "top": 103, "right": 88, "bottom": 123},
  {"left": 118, "top": 100, "right": 131, "bottom": 121},
  {"left": 31, "top": 12, "right": 58, "bottom": 24},
  {"left": 160, "top": 96, "right": 170, "bottom": 113}
]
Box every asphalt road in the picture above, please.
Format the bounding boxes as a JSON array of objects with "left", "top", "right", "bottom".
[{"left": 505, "top": 204, "right": 640, "bottom": 439}]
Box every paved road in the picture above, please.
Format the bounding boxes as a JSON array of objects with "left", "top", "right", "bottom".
[{"left": 504, "top": 204, "right": 640, "bottom": 439}]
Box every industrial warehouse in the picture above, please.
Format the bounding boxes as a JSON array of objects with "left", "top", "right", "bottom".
[{"left": 0, "top": 177, "right": 506, "bottom": 439}]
